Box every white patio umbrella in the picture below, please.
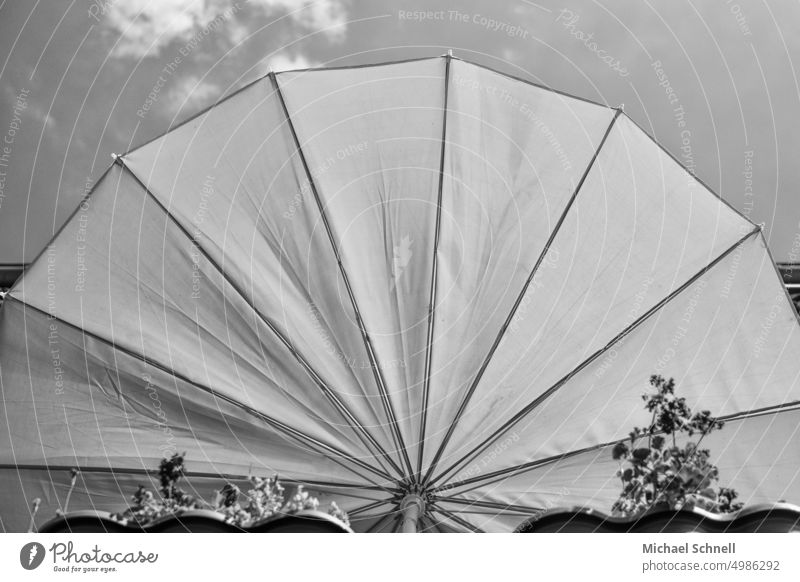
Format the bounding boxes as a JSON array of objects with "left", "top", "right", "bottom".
[{"left": 2, "top": 55, "right": 800, "bottom": 532}]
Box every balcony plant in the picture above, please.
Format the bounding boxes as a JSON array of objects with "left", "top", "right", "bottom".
[
  {"left": 108, "top": 453, "right": 350, "bottom": 528},
  {"left": 611, "top": 375, "right": 743, "bottom": 517}
]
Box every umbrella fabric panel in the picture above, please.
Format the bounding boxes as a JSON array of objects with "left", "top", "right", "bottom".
[
  {"left": 441, "top": 441, "right": 622, "bottom": 517},
  {"left": 438, "top": 114, "right": 754, "bottom": 475},
  {"left": 124, "top": 77, "right": 398, "bottom": 460},
  {"left": 0, "top": 299, "right": 376, "bottom": 489},
  {"left": 441, "top": 407, "right": 800, "bottom": 532},
  {"left": 699, "top": 407, "right": 800, "bottom": 506},
  {"left": 421, "top": 59, "right": 616, "bottom": 470},
  {"left": 439, "top": 233, "right": 800, "bottom": 484},
  {"left": 7, "top": 165, "right": 377, "bottom": 462},
  {"left": 430, "top": 499, "right": 539, "bottom": 533},
  {"left": 500, "top": 233, "right": 800, "bottom": 471},
  {"left": 277, "top": 58, "right": 446, "bottom": 468}
]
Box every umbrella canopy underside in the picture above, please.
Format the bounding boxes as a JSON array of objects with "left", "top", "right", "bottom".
[{"left": 2, "top": 56, "right": 799, "bottom": 532}]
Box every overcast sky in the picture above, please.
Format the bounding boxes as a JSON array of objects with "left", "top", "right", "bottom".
[{"left": 1, "top": 0, "right": 799, "bottom": 263}]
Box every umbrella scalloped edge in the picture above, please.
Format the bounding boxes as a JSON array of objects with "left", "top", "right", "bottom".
[
  {"left": 37, "top": 509, "right": 352, "bottom": 533},
  {"left": 514, "top": 503, "right": 800, "bottom": 533}
]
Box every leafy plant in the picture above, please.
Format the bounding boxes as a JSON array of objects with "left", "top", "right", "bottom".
[
  {"left": 213, "top": 475, "right": 348, "bottom": 528},
  {"left": 611, "top": 375, "right": 743, "bottom": 517},
  {"left": 111, "top": 452, "right": 203, "bottom": 526},
  {"left": 110, "top": 453, "right": 349, "bottom": 528}
]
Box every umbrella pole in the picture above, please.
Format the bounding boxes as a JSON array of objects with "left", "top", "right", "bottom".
[{"left": 400, "top": 494, "right": 425, "bottom": 533}]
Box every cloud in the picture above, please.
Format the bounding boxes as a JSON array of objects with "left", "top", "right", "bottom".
[
  {"left": 105, "top": 0, "right": 225, "bottom": 58},
  {"left": 165, "top": 74, "right": 220, "bottom": 115},
  {"left": 103, "top": 0, "right": 349, "bottom": 59},
  {"left": 27, "top": 104, "right": 57, "bottom": 131},
  {"left": 226, "top": 18, "right": 250, "bottom": 47},
  {"left": 2, "top": 86, "right": 56, "bottom": 131},
  {"left": 266, "top": 0, "right": 348, "bottom": 40},
  {"left": 240, "top": 52, "right": 319, "bottom": 86},
  {"left": 265, "top": 52, "right": 318, "bottom": 72}
]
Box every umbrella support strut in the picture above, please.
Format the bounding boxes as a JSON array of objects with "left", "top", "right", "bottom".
[{"left": 400, "top": 494, "right": 426, "bottom": 533}]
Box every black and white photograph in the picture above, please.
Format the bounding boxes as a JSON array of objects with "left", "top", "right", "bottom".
[{"left": 1, "top": 0, "right": 800, "bottom": 578}]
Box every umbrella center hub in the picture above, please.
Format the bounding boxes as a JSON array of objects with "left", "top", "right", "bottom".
[{"left": 399, "top": 484, "right": 428, "bottom": 533}]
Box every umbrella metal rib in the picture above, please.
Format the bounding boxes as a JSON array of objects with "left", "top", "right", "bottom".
[
  {"left": 365, "top": 509, "right": 398, "bottom": 533},
  {"left": 434, "top": 439, "right": 621, "bottom": 496},
  {"left": 417, "top": 53, "right": 452, "bottom": 480},
  {"left": 0, "top": 463, "right": 394, "bottom": 493},
  {"left": 270, "top": 72, "right": 414, "bottom": 480},
  {"left": 429, "top": 496, "right": 544, "bottom": 515},
  {"left": 420, "top": 108, "right": 624, "bottom": 487},
  {"left": 345, "top": 499, "right": 395, "bottom": 517},
  {"left": 719, "top": 399, "right": 800, "bottom": 423},
  {"left": 116, "top": 158, "right": 402, "bottom": 482},
  {"left": 431, "top": 504, "right": 484, "bottom": 532},
  {"left": 6, "top": 296, "right": 396, "bottom": 490},
  {"left": 2, "top": 463, "right": 394, "bottom": 516},
  {"left": 434, "top": 392, "right": 800, "bottom": 499},
  {"left": 429, "top": 226, "right": 761, "bottom": 488}
]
